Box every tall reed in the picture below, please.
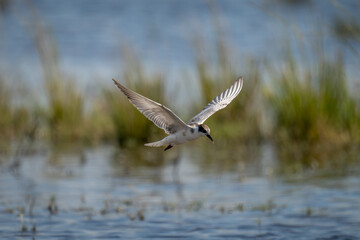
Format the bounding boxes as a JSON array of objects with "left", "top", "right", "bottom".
[
  {"left": 30, "top": 9, "right": 86, "bottom": 142},
  {"left": 0, "top": 79, "right": 12, "bottom": 140},
  {"left": 0, "top": 79, "right": 33, "bottom": 150},
  {"left": 44, "top": 78, "right": 85, "bottom": 141},
  {"left": 1, "top": 1, "right": 359, "bottom": 150},
  {"left": 266, "top": 53, "right": 360, "bottom": 145}
]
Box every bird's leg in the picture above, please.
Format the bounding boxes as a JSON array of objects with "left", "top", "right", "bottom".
[{"left": 164, "top": 145, "right": 173, "bottom": 151}]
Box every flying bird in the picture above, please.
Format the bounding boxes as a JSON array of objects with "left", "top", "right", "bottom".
[{"left": 112, "top": 77, "right": 243, "bottom": 151}]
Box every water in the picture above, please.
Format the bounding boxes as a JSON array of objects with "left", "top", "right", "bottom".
[
  {"left": 1, "top": 143, "right": 359, "bottom": 239},
  {"left": 1, "top": 0, "right": 360, "bottom": 88},
  {"left": 1, "top": 1, "right": 360, "bottom": 238}
]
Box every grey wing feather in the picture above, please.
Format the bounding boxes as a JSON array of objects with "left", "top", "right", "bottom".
[
  {"left": 112, "top": 79, "right": 188, "bottom": 134},
  {"left": 187, "top": 77, "right": 243, "bottom": 124}
]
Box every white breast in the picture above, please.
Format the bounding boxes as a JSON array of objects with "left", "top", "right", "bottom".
[{"left": 171, "top": 127, "right": 201, "bottom": 145}]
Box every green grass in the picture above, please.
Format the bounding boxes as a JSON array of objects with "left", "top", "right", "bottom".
[
  {"left": 1, "top": 43, "right": 359, "bottom": 150},
  {"left": 0, "top": 79, "right": 12, "bottom": 140},
  {"left": 0, "top": 79, "right": 34, "bottom": 143},
  {"left": 29, "top": 9, "right": 87, "bottom": 143},
  {"left": 266, "top": 53, "right": 360, "bottom": 145},
  {"left": 1, "top": 4, "right": 360, "bottom": 151},
  {"left": 2, "top": 41, "right": 359, "bottom": 150},
  {"left": 44, "top": 77, "right": 85, "bottom": 142}
]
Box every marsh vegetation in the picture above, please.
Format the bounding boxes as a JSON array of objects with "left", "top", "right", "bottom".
[
  {"left": 1, "top": 1, "right": 360, "bottom": 239},
  {"left": 1, "top": 24, "right": 359, "bottom": 150}
]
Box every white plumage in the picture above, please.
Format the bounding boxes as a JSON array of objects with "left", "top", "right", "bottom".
[
  {"left": 112, "top": 77, "right": 243, "bottom": 150},
  {"left": 187, "top": 78, "right": 243, "bottom": 124}
]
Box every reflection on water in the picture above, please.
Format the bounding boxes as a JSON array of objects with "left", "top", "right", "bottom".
[{"left": 0, "top": 143, "right": 359, "bottom": 239}]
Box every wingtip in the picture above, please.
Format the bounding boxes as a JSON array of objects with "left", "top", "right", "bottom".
[
  {"left": 236, "top": 76, "right": 243, "bottom": 90},
  {"left": 112, "top": 78, "right": 122, "bottom": 89}
]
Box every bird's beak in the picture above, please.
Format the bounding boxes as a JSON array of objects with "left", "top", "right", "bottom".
[{"left": 206, "top": 134, "right": 214, "bottom": 142}]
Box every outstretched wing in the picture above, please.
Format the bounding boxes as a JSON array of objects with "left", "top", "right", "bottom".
[
  {"left": 187, "top": 77, "right": 243, "bottom": 125},
  {"left": 112, "top": 79, "right": 188, "bottom": 134}
]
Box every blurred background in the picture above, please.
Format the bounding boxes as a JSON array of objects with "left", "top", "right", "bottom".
[{"left": 0, "top": 0, "right": 360, "bottom": 239}]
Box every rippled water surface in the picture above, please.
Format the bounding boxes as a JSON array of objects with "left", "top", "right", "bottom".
[
  {"left": 0, "top": 144, "right": 359, "bottom": 239},
  {"left": 2, "top": 0, "right": 360, "bottom": 86}
]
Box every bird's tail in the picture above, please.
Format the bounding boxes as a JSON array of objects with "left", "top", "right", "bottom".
[{"left": 144, "top": 140, "right": 167, "bottom": 147}]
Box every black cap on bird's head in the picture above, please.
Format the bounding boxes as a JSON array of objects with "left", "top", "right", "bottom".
[{"left": 198, "top": 124, "right": 213, "bottom": 142}]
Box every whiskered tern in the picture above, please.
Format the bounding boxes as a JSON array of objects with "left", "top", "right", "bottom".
[{"left": 112, "top": 77, "right": 243, "bottom": 151}]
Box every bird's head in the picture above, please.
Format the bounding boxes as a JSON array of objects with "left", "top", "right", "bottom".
[{"left": 198, "top": 124, "right": 213, "bottom": 142}]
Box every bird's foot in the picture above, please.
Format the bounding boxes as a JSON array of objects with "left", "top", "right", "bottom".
[{"left": 164, "top": 145, "right": 173, "bottom": 151}]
